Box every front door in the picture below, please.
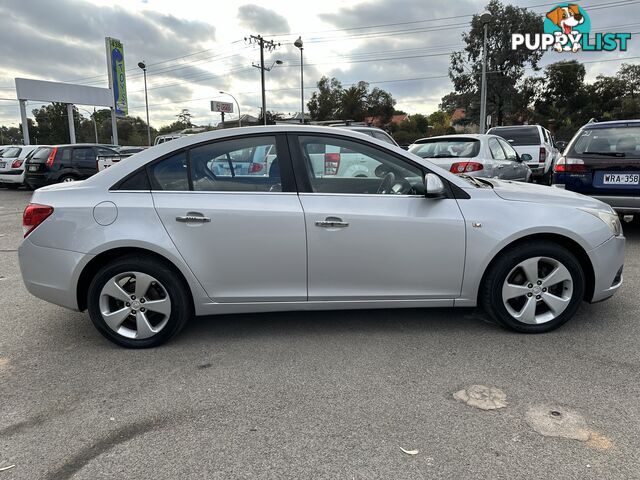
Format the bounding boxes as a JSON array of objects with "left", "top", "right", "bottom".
[
  {"left": 150, "top": 134, "right": 307, "bottom": 302},
  {"left": 290, "top": 134, "right": 466, "bottom": 301}
]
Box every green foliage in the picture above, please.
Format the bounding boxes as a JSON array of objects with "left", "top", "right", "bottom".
[
  {"left": 448, "top": 0, "right": 544, "bottom": 125},
  {"left": 307, "top": 76, "right": 396, "bottom": 123}
]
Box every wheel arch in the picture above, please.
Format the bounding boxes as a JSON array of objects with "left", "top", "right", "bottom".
[
  {"left": 477, "top": 232, "right": 595, "bottom": 303},
  {"left": 76, "top": 246, "right": 196, "bottom": 312}
]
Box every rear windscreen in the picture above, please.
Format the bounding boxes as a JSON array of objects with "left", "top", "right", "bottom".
[
  {"left": 489, "top": 127, "right": 540, "bottom": 146},
  {"left": 409, "top": 139, "right": 480, "bottom": 158},
  {"left": 1, "top": 147, "right": 21, "bottom": 158},
  {"left": 569, "top": 126, "right": 640, "bottom": 158},
  {"left": 31, "top": 148, "right": 52, "bottom": 160}
]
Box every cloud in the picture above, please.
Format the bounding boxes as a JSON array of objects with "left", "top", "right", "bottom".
[{"left": 237, "top": 4, "right": 290, "bottom": 34}]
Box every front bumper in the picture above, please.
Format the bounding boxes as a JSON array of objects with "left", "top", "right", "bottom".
[
  {"left": 587, "top": 234, "right": 625, "bottom": 303},
  {"left": 19, "top": 240, "right": 91, "bottom": 311}
]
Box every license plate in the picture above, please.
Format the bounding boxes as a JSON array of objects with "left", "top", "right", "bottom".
[
  {"left": 29, "top": 165, "right": 38, "bottom": 172},
  {"left": 0, "top": 162, "right": 5, "bottom": 169},
  {"left": 603, "top": 173, "right": 640, "bottom": 185}
]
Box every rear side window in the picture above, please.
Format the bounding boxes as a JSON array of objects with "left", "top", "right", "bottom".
[
  {"left": 189, "top": 136, "right": 281, "bottom": 192},
  {"left": 372, "top": 131, "right": 396, "bottom": 145},
  {"left": 148, "top": 151, "right": 189, "bottom": 190},
  {"left": 490, "top": 127, "right": 540, "bottom": 146},
  {"left": 488, "top": 138, "right": 506, "bottom": 159},
  {"left": 117, "top": 169, "right": 150, "bottom": 190},
  {"left": 73, "top": 147, "right": 95, "bottom": 164}
]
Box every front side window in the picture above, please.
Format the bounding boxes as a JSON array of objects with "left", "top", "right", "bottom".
[
  {"left": 190, "top": 136, "right": 281, "bottom": 192},
  {"left": 488, "top": 138, "right": 506, "bottom": 160},
  {"left": 297, "top": 135, "right": 425, "bottom": 195}
]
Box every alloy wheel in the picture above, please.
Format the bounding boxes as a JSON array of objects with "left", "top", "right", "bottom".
[
  {"left": 501, "top": 256, "right": 573, "bottom": 325},
  {"left": 98, "top": 271, "right": 172, "bottom": 339}
]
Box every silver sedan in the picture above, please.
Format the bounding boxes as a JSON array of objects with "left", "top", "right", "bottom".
[
  {"left": 19, "top": 126, "right": 624, "bottom": 347},
  {"left": 408, "top": 134, "right": 532, "bottom": 182}
]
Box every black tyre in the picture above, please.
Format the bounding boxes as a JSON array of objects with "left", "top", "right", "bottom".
[
  {"left": 480, "top": 241, "right": 585, "bottom": 333},
  {"left": 87, "top": 255, "right": 192, "bottom": 348}
]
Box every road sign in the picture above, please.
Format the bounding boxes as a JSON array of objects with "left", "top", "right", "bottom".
[{"left": 211, "top": 101, "right": 234, "bottom": 113}]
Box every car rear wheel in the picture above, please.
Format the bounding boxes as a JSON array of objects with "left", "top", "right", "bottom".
[
  {"left": 87, "top": 256, "right": 192, "bottom": 348},
  {"left": 480, "top": 241, "right": 585, "bottom": 333},
  {"left": 59, "top": 175, "right": 77, "bottom": 183}
]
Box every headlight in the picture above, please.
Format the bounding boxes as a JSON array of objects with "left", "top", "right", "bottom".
[{"left": 580, "top": 208, "right": 623, "bottom": 236}]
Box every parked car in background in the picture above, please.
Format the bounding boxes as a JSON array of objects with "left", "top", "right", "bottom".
[
  {"left": 0, "top": 145, "right": 40, "bottom": 189},
  {"left": 408, "top": 134, "right": 532, "bottom": 182},
  {"left": 24, "top": 144, "right": 119, "bottom": 189},
  {"left": 97, "top": 147, "right": 147, "bottom": 171},
  {"left": 332, "top": 125, "right": 399, "bottom": 146},
  {"left": 553, "top": 119, "right": 640, "bottom": 215},
  {"left": 154, "top": 134, "right": 190, "bottom": 146},
  {"left": 488, "top": 125, "right": 559, "bottom": 184},
  {"left": 19, "top": 126, "right": 624, "bottom": 348}
]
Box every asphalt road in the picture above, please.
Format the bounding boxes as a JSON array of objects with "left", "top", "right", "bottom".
[{"left": 1, "top": 187, "right": 639, "bottom": 479}]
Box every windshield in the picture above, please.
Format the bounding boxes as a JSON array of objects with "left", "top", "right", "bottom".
[
  {"left": 569, "top": 126, "right": 640, "bottom": 158},
  {"left": 409, "top": 139, "right": 480, "bottom": 158},
  {"left": 489, "top": 126, "right": 540, "bottom": 146}
]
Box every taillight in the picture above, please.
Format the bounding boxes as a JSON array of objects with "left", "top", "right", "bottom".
[
  {"left": 23, "top": 203, "right": 54, "bottom": 237},
  {"left": 11, "top": 159, "right": 24, "bottom": 169},
  {"left": 324, "top": 153, "right": 341, "bottom": 175},
  {"left": 539, "top": 147, "right": 546, "bottom": 163},
  {"left": 450, "top": 161, "right": 484, "bottom": 173},
  {"left": 554, "top": 157, "right": 587, "bottom": 173},
  {"left": 45, "top": 147, "right": 58, "bottom": 168},
  {"left": 249, "top": 162, "right": 264, "bottom": 174}
]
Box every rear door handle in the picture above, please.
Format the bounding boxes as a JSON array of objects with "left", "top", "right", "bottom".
[
  {"left": 315, "top": 217, "right": 349, "bottom": 228},
  {"left": 176, "top": 214, "right": 211, "bottom": 223}
]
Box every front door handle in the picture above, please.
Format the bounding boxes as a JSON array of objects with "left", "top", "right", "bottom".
[
  {"left": 176, "top": 214, "right": 211, "bottom": 223},
  {"left": 315, "top": 217, "right": 349, "bottom": 228}
]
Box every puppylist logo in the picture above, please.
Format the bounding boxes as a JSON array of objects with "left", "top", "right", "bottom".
[{"left": 512, "top": 3, "right": 631, "bottom": 53}]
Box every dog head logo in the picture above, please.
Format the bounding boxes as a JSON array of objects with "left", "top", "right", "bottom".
[
  {"left": 544, "top": 3, "right": 590, "bottom": 52},
  {"left": 546, "top": 4, "right": 584, "bottom": 35}
]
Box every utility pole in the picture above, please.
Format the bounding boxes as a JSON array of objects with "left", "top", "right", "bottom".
[{"left": 246, "top": 35, "right": 281, "bottom": 125}]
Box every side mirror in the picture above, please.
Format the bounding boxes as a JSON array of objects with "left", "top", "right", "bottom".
[
  {"left": 425, "top": 173, "right": 445, "bottom": 198},
  {"left": 520, "top": 153, "right": 533, "bottom": 162}
]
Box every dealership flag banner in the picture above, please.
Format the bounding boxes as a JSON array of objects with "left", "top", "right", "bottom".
[{"left": 105, "top": 37, "right": 128, "bottom": 117}]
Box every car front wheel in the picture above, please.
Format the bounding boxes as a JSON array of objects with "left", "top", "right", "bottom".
[
  {"left": 87, "top": 256, "right": 192, "bottom": 348},
  {"left": 480, "top": 241, "right": 585, "bottom": 333}
]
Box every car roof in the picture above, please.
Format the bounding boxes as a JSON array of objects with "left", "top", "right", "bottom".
[
  {"left": 412, "top": 134, "right": 495, "bottom": 143},
  {"left": 583, "top": 119, "right": 640, "bottom": 129},
  {"left": 488, "top": 125, "right": 541, "bottom": 130}
]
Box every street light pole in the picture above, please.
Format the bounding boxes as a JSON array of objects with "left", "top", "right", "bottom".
[
  {"left": 479, "top": 12, "right": 492, "bottom": 134},
  {"left": 219, "top": 91, "right": 241, "bottom": 127},
  {"left": 294, "top": 37, "right": 304, "bottom": 124},
  {"left": 138, "top": 61, "right": 151, "bottom": 146},
  {"left": 77, "top": 107, "right": 99, "bottom": 143}
]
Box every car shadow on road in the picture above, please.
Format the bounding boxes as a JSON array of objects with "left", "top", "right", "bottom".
[{"left": 179, "top": 307, "right": 499, "bottom": 343}]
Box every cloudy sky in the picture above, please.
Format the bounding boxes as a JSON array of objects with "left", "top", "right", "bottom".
[{"left": 0, "top": 0, "right": 638, "bottom": 130}]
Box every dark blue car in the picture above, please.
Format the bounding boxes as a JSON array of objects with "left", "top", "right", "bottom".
[{"left": 553, "top": 120, "right": 640, "bottom": 215}]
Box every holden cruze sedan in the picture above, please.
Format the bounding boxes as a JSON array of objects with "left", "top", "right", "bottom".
[{"left": 19, "top": 126, "right": 625, "bottom": 348}]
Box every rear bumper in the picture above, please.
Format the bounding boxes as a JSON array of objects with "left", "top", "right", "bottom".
[
  {"left": 24, "top": 174, "right": 51, "bottom": 189},
  {"left": 18, "top": 240, "right": 90, "bottom": 311},
  {"left": 0, "top": 170, "right": 25, "bottom": 184},
  {"left": 592, "top": 195, "right": 640, "bottom": 213},
  {"left": 587, "top": 235, "right": 625, "bottom": 303}
]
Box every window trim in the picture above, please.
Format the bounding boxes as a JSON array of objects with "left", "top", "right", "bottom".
[
  {"left": 111, "top": 133, "right": 296, "bottom": 193},
  {"left": 286, "top": 132, "right": 454, "bottom": 198}
]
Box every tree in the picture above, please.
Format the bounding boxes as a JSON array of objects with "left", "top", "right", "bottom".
[
  {"left": 340, "top": 81, "right": 368, "bottom": 121},
  {"left": 366, "top": 87, "right": 396, "bottom": 124},
  {"left": 177, "top": 109, "right": 193, "bottom": 127},
  {"left": 447, "top": 0, "right": 544, "bottom": 126},
  {"left": 307, "top": 76, "right": 343, "bottom": 121},
  {"left": 31, "top": 103, "right": 81, "bottom": 144}
]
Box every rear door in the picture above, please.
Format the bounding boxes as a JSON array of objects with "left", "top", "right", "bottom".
[
  {"left": 71, "top": 146, "right": 98, "bottom": 178},
  {"left": 488, "top": 137, "right": 512, "bottom": 179},
  {"left": 497, "top": 138, "right": 528, "bottom": 181},
  {"left": 150, "top": 134, "right": 307, "bottom": 302}
]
